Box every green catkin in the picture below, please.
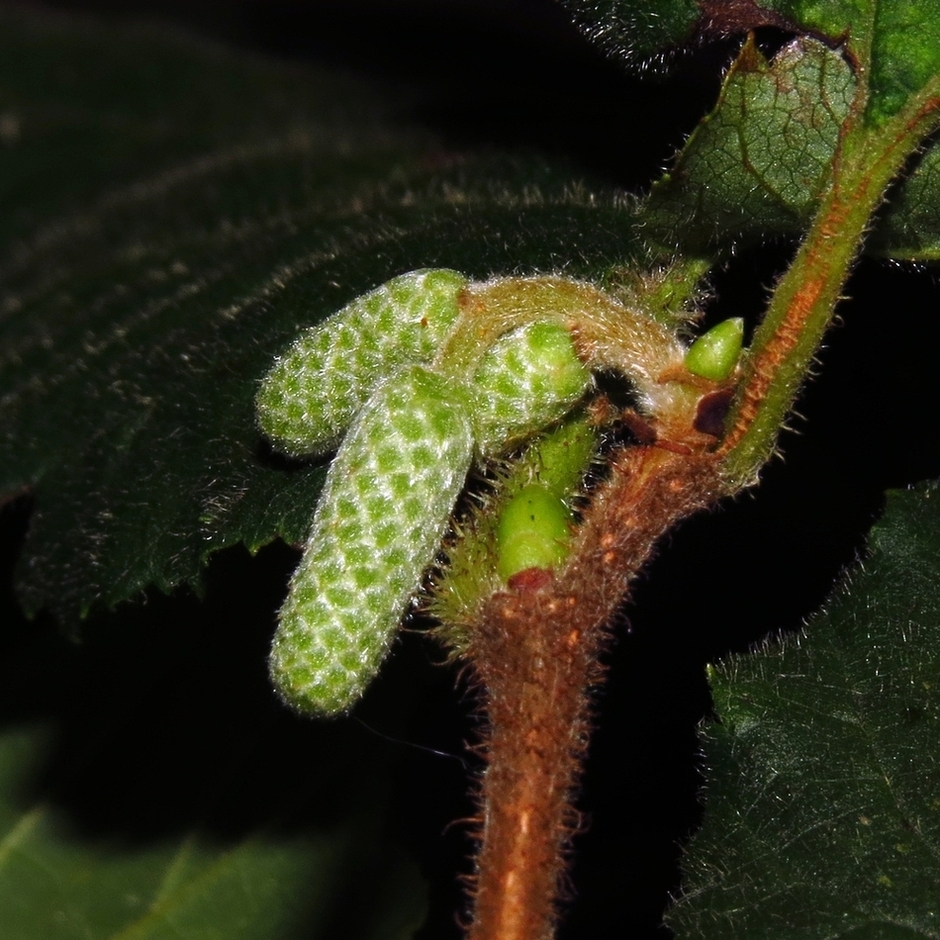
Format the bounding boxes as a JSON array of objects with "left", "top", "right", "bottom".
[
  {"left": 256, "top": 269, "right": 467, "bottom": 456},
  {"left": 469, "top": 321, "right": 592, "bottom": 455},
  {"left": 264, "top": 292, "right": 596, "bottom": 712},
  {"left": 684, "top": 317, "right": 745, "bottom": 381},
  {"left": 269, "top": 364, "right": 474, "bottom": 715}
]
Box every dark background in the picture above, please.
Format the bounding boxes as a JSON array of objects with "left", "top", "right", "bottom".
[{"left": 2, "top": 2, "right": 940, "bottom": 937}]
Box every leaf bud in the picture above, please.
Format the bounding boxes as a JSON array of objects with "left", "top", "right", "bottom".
[
  {"left": 684, "top": 317, "right": 744, "bottom": 382},
  {"left": 495, "top": 483, "right": 572, "bottom": 582}
]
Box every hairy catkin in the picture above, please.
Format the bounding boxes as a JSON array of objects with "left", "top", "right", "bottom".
[
  {"left": 257, "top": 269, "right": 467, "bottom": 455},
  {"left": 269, "top": 364, "right": 474, "bottom": 715},
  {"left": 470, "top": 321, "right": 591, "bottom": 455},
  {"left": 263, "top": 277, "right": 597, "bottom": 715}
]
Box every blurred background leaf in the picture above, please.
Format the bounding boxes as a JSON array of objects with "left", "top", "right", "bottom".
[
  {"left": 0, "top": 725, "right": 426, "bottom": 940},
  {"left": 0, "top": 538, "right": 432, "bottom": 940}
]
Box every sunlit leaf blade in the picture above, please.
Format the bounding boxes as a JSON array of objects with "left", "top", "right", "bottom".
[
  {"left": 0, "top": 9, "right": 646, "bottom": 621},
  {"left": 643, "top": 36, "right": 854, "bottom": 250},
  {"left": 667, "top": 480, "right": 940, "bottom": 938},
  {"left": 766, "top": 0, "right": 940, "bottom": 124}
]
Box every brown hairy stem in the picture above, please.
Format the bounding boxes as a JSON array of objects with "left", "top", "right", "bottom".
[
  {"left": 463, "top": 444, "right": 724, "bottom": 940},
  {"left": 452, "top": 84, "right": 940, "bottom": 935}
]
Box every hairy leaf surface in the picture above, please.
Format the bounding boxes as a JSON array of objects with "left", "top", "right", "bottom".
[
  {"left": 667, "top": 481, "right": 940, "bottom": 938},
  {"left": 642, "top": 30, "right": 940, "bottom": 260},
  {"left": 869, "top": 144, "right": 940, "bottom": 260},
  {"left": 562, "top": 0, "right": 940, "bottom": 125},
  {"left": 768, "top": 0, "right": 940, "bottom": 123},
  {"left": 563, "top": 3, "right": 940, "bottom": 259},
  {"left": 0, "top": 9, "right": 645, "bottom": 621},
  {"left": 556, "top": 0, "right": 700, "bottom": 64}
]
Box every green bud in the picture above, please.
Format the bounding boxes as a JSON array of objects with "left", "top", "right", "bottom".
[
  {"left": 429, "top": 411, "right": 599, "bottom": 639},
  {"left": 684, "top": 317, "right": 744, "bottom": 382},
  {"left": 495, "top": 483, "right": 572, "bottom": 582},
  {"left": 269, "top": 364, "right": 473, "bottom": 715},
  {"left": 257, "top": 269, "right": 466, "bottom": 456},
  {"left": 470, "top": 321, "right": 591, "bottom": 455}
]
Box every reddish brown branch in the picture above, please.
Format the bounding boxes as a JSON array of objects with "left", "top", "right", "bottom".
[{"left": 463, "top": 445, "right": 724, "bottom": 940}]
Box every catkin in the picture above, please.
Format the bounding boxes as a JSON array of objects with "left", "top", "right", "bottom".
[
  {"left": 269, "top": 364, "right": 473, "bottom": 714},
  {"left": 470, "top": 321, "right": 591, "bottom": 455},
  {"left": 257, "top": 269, "right": 467, "bottom": 455}
]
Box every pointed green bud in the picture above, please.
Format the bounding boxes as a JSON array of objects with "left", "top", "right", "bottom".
[
  {"left": 684, "top": 317, "right": 744, "bottom": 382},
  {"left": 257, "top": 269, "right": 467, "bottom": 456},
  {"left": 495, "top": 483, "right": 572, "bottom": 581},
  {"left": 470, "top": 321, "right": 591, "bottom": 455},
  {"left": 269, "top": 364, "right": 473, "bottom": 715}
]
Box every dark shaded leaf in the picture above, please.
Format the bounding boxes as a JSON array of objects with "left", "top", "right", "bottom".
[
  {"left": 667, "top": 480, "right": 940, "bottom": 938},
  {"left": 0, "top": 9, "right": 646, "bottom": 621},
  {"left": 869, "top": 144, "right": 940, "bottom": 260}
]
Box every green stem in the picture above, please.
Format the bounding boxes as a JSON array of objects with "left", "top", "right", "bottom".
[
  {"left": 719, "top": 81, "right": 940, "bottom": 488},
  {"left": 435, "top": 276, "right": 687, "bottom": 393}
]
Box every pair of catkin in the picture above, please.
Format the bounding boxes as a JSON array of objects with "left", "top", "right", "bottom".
[{"left": 257, "top": 271, "right": 592, "bottom": 715}]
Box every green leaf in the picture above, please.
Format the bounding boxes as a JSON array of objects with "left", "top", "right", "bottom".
[
  {"left": 667, "top": 480, "right": 940, "bottom": 938},
  {"left": 644, "top": 36, "right": 855, "bottom": 250},
  {"left": 0, "top": 605, "right": 428, "bottom": 940},
  {"left": 767, "top": 0, "right": 940, "bottom": 124},
  {"left": 0, "top": 744, "right": 422, "bottom": 939},
  {"left": 561, "top": 0, "right": 940, "bottom": 128},
  {"left": 868, "top": 144, "right": 940, "bottom": 260},
  {"left": 0, "top": 9, "right": 647, "bottom": 622},
  {"left": 602, "top": 1, "right": 940, "bottom": 261},
  {"left": 764, "top": 0, "right": 940, "bottom": 260}
]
